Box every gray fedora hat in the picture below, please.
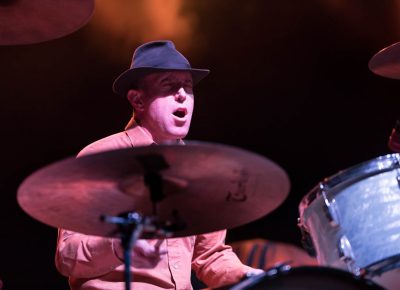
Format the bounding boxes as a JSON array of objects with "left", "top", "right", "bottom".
[{"left": 113, "top": 40, "right": 210, "bottom": 97}]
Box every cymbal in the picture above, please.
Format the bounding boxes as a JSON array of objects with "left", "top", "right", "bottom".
[
  {"left": 0, "top": 0, "right": 94, "bottom": 45},
  {"left": 17, "top": 141, "right": 290, "bottom": 238},
  {"left": 369, "top": 41, "right": 400, "bottom": 79}
]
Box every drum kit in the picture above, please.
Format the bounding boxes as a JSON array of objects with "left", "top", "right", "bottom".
[
  {"left": 4, "top": 0, "right": 400, "bottom": 288},
  {"left": 17, "top": 141, "right": 291, "bottom": 290},
  {"left": 16, "top": 138, "right": 400, "bottom": 290}
]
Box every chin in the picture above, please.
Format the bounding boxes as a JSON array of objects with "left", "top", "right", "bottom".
[{"left": 168, "top": 127, "right": 189, "bottom": 139}]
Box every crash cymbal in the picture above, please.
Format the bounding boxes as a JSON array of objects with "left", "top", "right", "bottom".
[
  {"left": 17, "top": 141, "right": 290, "bottom": 238},
  {"left": 0, "top": 0, "right": 94, "bottom": 45},
  {"left": 369, "top": 41, "right": 400, "bottom": 79}
]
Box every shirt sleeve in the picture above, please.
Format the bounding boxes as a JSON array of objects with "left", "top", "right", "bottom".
[
  {"left": 55, "top": 130, "right": 149, "bottom": 279},
  {"left": 191, "top": 230, "right": 255, "bottom": 288},
  {"left": 55, "top": 228, "right": 123, "bottom": 278}
]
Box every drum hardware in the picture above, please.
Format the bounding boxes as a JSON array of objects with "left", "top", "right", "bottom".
[
  {"left": 213, "top": 266, "right": 386, "bottom": 290},
  {"left": 366, "top": 255, "right": 400, "bottom": 277},
  {"left": 103, "top": 220, "right": 184, "bottom": 288},
  {"left": 338, "top": 235, "right": 359, "bottom": 275},
  {"left": 226, "top": 264, "right": 292, "bottom": 290},
  {"left": 93, "top": 161, "right": 187, "bottom": 290},
  {"left": 102, "top": 211, "right": 145, "bottom": 290},
  {"left": 386, "top": 119, "right": 400, "bottom": 187},
  {"left": 100, "top": 166, "right": 186, "bottom": 290},
  {"left": 17, "top": 140, "right": 290, "bottom": 290},
  {"left": 229, "top": 271, "right": 269, "bottom": 290},
  {"left": 397, "top": 172, "right": 400, "bottom": 188},
  {"left": 321, "top": 186, "right": 340, "bottom": 227},
  {"left": 393, "top": 153, "right": 400, "bottom": 188},
  {"left": 297, "top": 220, "right": 317, "bottom": 257}
]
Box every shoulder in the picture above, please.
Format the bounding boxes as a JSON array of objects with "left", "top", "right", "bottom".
[
  {"left": 195, "top": 230, "right": 227, "bottom": 243},
  {"left": 77, "top": 131, "right": 131, "bottom": 157},
  {"left": 77, "top": 126, "right": 154, "bottom": 157}
]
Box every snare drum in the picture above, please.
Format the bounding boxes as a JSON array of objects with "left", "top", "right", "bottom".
[
  {"left": 298, "top": 153, "right": 400, "bottom": 289},
  {"left": 219, "top": 266, "right": 385, "bottom": 290}
]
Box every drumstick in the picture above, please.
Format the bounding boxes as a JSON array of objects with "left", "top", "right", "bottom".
[{"left": 154, "top": 239, "right": 164, "bottom": 249}]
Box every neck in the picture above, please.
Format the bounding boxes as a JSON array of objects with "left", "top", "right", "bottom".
[{"left": 137, "top": 125, "right": 180, "bottom": 145}]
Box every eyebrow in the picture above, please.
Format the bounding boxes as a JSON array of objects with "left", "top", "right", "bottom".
[
  {"left": 159, "top": 76, "right": 193, "bottom": 85},
  {"left": 159, "top": 77, "right": 173, "bottom": 84}
]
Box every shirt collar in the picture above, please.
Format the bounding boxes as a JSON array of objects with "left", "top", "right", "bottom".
[{"left": 125, "top": 125, "right": 184, "bottom": 146}]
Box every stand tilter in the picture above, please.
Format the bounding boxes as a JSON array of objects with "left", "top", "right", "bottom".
[{"left": 102, "top": 170, "right": 182, "bottom": 290}]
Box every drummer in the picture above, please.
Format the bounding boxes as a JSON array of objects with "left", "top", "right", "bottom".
[{"left": 55, "top": 40, "right": 263, "bottom": 290}]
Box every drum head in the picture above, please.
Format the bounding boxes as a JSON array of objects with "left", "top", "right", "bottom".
[{"left": 234, "top": 267, "right": 386, "bottom": 290}]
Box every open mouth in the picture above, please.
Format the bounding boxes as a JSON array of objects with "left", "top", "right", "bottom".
[{"left": 173, "top": 108, "right": 187, "bottom": 119}]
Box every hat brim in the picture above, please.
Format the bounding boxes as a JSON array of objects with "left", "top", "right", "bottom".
[{"left": 112, "top": 67, "right": 210, "bottom": 97}]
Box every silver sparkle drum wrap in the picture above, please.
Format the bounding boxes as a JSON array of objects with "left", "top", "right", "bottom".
[{"left": 298, "top": 154, "right": 400, "bottom": 284}]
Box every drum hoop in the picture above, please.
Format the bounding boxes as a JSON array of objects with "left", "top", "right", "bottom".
[
  {"left": 365, "top": 254, "right": 400, "bottom": 277},
  {"left": 299, "top": 153, "right": 400, "bottom": 211},
  {"left": 230, "top": 266, "right": 385, "bottom": 289}
]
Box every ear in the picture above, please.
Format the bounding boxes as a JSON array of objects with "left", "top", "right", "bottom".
[{"left": 127, "top": 89, "right": 145, "bottom": 113}]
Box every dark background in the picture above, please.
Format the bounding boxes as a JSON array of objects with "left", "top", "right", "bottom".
[{"left": 1, "top": 1, "right": 400, "bottom": 288}]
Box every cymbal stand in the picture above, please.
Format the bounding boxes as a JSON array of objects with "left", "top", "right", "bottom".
[
  {"left": 102, "top": 212, "right": 147, "bottom": 290},
  {"left": 101, "top": 169, "right": 169, "bottom": 290}
]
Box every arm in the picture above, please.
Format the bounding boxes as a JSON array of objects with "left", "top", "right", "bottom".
[
  {"left": 191, "top": 230, "right": 257, "bottom": 288},
  {"left": 55, "top": 228, "right": 123, "bottom": 278},
  {"left": 55, "top": 229, "right": 167, "bottom": 278},
  {"left": 55, "top": 130, "right": 162, "bottom": 278}
]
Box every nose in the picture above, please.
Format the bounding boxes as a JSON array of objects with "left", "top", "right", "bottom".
[{"left": 175, "top": 87, "right": 187, "bottom": 103}]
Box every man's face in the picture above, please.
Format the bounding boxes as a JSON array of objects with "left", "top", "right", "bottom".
[{"left": 137, "top": 71, "right": 194, "bottom": 143}]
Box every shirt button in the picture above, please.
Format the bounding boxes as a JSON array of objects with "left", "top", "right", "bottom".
[{"left": 173, "top": 265, "right": 178, "bottom": 269}]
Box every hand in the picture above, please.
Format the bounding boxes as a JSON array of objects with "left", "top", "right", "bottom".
[
  {"left": 132, "top": 239, "right": 167, "bottom": 268},
  {"left": 114, "top": 239, "right": 167, "bottom": 269},
  {"left": 245, "top": 268, "right": 264, "bottom": 277}
]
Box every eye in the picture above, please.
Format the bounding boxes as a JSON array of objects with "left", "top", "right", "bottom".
[
  {"left": 184, "top": 85, "right": 193, "bottom": 94},
  {"left": 160, "top": 82, "right": 175, "bottom": 93}
]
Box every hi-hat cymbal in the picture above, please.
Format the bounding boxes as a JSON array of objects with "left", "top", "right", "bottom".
[
  {"left": 369, "top": 41, "right": 400, "bottom": 79},
  {"left": 0, "top": 0, "right": 94, "bottom": 45},
  {"left": 17, "top": 141, "right": 290, "bottom": 238}
]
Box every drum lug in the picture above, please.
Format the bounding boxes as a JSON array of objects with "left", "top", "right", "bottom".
[
  {"left": 392, "top": 154, "right": 400, "bottom": 188},
  {"left": 297, "top": 218, "right": 317, "bottom": 257},
  {"left": 397, "top": 173, "right": 400, "bottom": 188},
  {"left": 338, "top": 235, "right": 361, "bottom": 275},
  {"left": 320, "top": 184, "right": 340, "bottom": 227},
  {"left": 338, "top": 235, "right": 354, "bottom": 261}
]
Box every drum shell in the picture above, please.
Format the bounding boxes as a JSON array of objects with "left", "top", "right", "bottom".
[{"left": 299, "top": 153, "right": 400, "bottom": 273}]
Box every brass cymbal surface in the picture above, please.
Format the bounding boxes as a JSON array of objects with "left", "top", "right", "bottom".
[
  {"left": 0, "top": 0, "right": 94, "bottom": 45},
  {"left": 17, "top": 141, "right": 290, "bottom": 238}
]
